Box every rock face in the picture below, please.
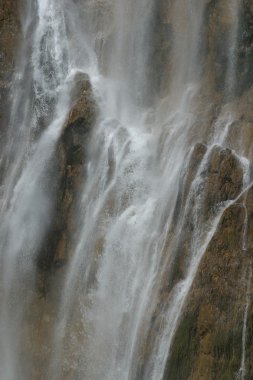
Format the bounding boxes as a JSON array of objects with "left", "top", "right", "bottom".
[
  {"left": 26, "top": 73, "right": 97, "bottom": 378},
  {"left": 170, "top": 144, "right": 244, "bottom": 283},
  {"left": 237, "top": 0, "right": 253, "bottom": 95},
  {"left": 0, "top": 0, "right": 20, "bottom": 129},
  {"left": 161, "top": 144, "right": 253, "bottom": 379},
  {"left": 166, "top": 200, "right": 252, "bottom": 380},
  {"left": 149, "top": 0, "right": 253, "bottom": 101},
  {"left": 143, "top": 3, "right": 253, "bottom": 375},
  {"left": 135, "top": 142, "right": 248, "bottom": 379},
  {"left": 37, "top": 73, "right": 96, "bottom": 271}
]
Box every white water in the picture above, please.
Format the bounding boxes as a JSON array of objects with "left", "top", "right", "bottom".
[{"left": 0, "top": 0, "right": 251, "bottom": 379}]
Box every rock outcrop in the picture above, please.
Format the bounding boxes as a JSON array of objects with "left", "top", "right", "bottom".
[
  {"left": 166, "top": 195, "right": 252, "bottom": 380},
  {"left": 135, "top": 141, "right": 252, "bottom": 379},
  {"left": 161, "top": 145, "right": 252, "bottom": 379},
  {"left": 170, "top": 144, "right": 243, "bottom": 284},
  {"left": 37, "top": 72, "right": 96, "bottom": 272},
  {"left": 25, "top": 73, "right": 97, "bottom": 378}
]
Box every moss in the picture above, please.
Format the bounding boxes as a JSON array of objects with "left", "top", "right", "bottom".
[{"left": 164, "top": 312, "right": 198, "bottom": 380}]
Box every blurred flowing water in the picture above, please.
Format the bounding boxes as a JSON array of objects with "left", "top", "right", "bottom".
[{"left": 0, "top": 1, "right": 250, "bottom": 379}]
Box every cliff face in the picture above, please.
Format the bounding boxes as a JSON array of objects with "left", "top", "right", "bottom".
[
  {"left": 0, "top": 0, "right": 20, "bottom": 130},
  {"left": 150, "top": 0, "right": 253, "bottom": 110},
  {"left": 164, "top": 160, "right": 253, "bottom": 380},
  {"left": 0, "top": 1, "right": 97, "bottom": 270},
  {"left": 155, "top": 1, "right": 253, "bottom": 378}
]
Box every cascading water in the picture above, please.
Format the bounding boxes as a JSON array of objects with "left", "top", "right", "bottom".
[
  {"left": 0, "top": 0, "right": 252, "bottom": 379},
  {"left": 0, "top": 1, "right": 73, "bottom": 378}
]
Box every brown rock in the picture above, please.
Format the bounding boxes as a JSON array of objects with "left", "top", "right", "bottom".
[
  {"left": 165, "top": 201, "right": 252, "bottom": 380},
  {"left": 201, "top": 146, "right": 243, "bottom": 217},
  {"left": 0, "top": 0, "right": 20, "bottom": 127},
  {"left": 244, "top": 185, "right": 253, "bottom": 251},
  {"left": 143, "top": 143, "right": 247, "bottom": 379}
]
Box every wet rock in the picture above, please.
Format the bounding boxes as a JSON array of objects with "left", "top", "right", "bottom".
[
  {"left": 244, "top": 185, "right": 253, "bottom": 251},
  {"left": 0, "top": 0, "right": 20, "bottom": 128},
  {"left": 61, "top": 73, "right": 96, "bottom": 166},
  {"left": 183, "top": 143, "right": 208, "bottom": 201},
  {"left": 236, "top": 0, "right": 253, "bottom": 95},
  {"left": 170, "top": 144, "right": 243, "bottom": 283},
  {"left": 148, "top": 0, "right": 173, "bottom": 97},
  {"left": 163, "top": 169, "right": 253, "bottom": 380},
  {"left": 165, "top": 201, "right": 252, "bottom": 380},
  {"left": 172, "top": 142, "right": 207, "bottom": 223},
  {"left": 140, "top": 142, "right": 247, "bottom": 379},
  {"left": 202, "top": 146, "right": 243, "bottom": 214},
  {"left": 37, "top": 73, "right": 96, "bottom": 271}
]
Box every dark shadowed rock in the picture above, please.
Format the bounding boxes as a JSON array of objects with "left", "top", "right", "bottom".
[{"left": 37, "top": 73, "right": 96, "bottom": 272}]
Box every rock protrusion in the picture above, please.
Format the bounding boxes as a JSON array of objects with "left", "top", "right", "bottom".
[
  {"left": 37, "top": 73, "right": 96, "bottom": 271},
  {"left": 166, "top": 200, "right": 252, "bottom": 380},
  {"left": 140, "top": 141, "right": 248, "bottom": 379},
  {"left": 201, "top": 146, "right": 244, "bottom": 216}
]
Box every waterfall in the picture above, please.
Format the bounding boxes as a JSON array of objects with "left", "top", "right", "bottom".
[{"left": 0, "top": 0, "right": 252, "bottom": 379}]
